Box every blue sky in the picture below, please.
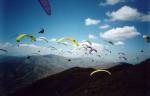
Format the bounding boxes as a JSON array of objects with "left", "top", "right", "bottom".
[{"left": 0, "top": 0, "right": 150, "bottom": 64}]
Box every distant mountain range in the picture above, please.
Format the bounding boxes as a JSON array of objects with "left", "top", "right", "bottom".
[
  {"left": 0, "top": 54, "right": 115, "bottom": 96},
  {"left": 10, "top": 58, "right": 150, "bottom": 96}
]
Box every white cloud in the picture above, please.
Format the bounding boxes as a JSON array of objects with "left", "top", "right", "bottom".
[
  {"left": 100, "top": 0, "right": 123, "bottom": 6},
  {"left": 0, "top": 42, "right": 13, "bottom": 48},
  {"left": 114, "top": 41, "right": 125, "bottom": 45},
  {"left": 107, "top": 6, "right": 141, "bottom": 21},
  {"left": 88, "top": 34, "right": 97, "bottom": 39},
  {"left": 99, "top": 24, "right": 110, "bottom": 29},
  {"left": 100, "top": 26, "right": 141, "bottom": 41},
  {"left": 85, "top": 18, "right": 100, "bottom": 26},
  {"left": 106, "top": 5, "right": 150, "bottom": 22},
  {"left": 141, "top": 13, "right": 150, "bottom": 22},
  {"left": 91, "top": 42, "right": 104, "bottom": 51},
  {"left": 49, "top": 38, "right": 57, "bottom": 42}
]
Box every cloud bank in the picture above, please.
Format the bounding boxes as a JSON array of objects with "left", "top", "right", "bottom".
[
  {"left": 100, "top": 26, "right": 141, "bottom": 41},
  {"left": 107, "top": 6, "right": 150, "bottom": 22}
]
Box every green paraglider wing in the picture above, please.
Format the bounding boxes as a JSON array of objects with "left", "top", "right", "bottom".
[
  {"left": 16, "top": 34, "right": 36, "bottom": 42},
  {"left": 27, "top": 34, "right": 36, "bottom": 42},
  {"left": 16, "top": 34, "right": 27, "bottom": 42}
]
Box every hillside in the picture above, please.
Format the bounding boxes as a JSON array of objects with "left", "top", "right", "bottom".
[
  {"left": 0, "top": 54, "right": 114, "bottom": 96},
  {"left": 11, "top": 59, "right": 150, "bottom": 96}
]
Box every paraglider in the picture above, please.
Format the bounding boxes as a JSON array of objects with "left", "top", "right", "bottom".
[
  {"left": 81, "top": 44, "right": 97, "bottom": 54},
  {"left": 38, "top": 0, "right": 51, "bottom": 15},
  {"left": 108, "top": 41, "right": 114, "bottom": 45},
  {"left": 61, "top": 37, "right": 79, "bottom": 46},
  {"left": 90, "top": 69, "right": 111, "bottom": 76},
  {"left": 118, "top": 52, "right": 126, "bottom": 56},
  {"left": 143, "top": 35, "right": 150, "bottom": 43},
  {"left": 68, "top": 59, "right": 71, "bottom": 62},
  {"left": 118, "top": 52, "right": 127, "bottom": 61},
  {"left": 103, "top": 47, "right": 111, "bottom": 54},
  {"left": 119, "top": 56, "right": 127, "bottom": 61},
  {"left": 16, "top": 34, "right": 36, "bottom": 42},
  {"left": 0, "top": 49, "right": 8, "bottom": 52},
  {"left": 55, "top": 38, "right": 69, "bottom": 46},
  {"left": 140, "top": 49, "right": 144, "bottom": 53},
  {"left": 81, "top": 44, "right": 98, "bottom": 55},
  {"left": 104, "top": 40, "right": 114, "bottom": 45},
  {"left": 58, "top": 42, "right": 68, "bottom": 46},
  {"left": 86, "top": 45, "right": 93, "bottom": 50},
  {"left": 27, "top": 56, "right": 31, "bottom": 59},
  {"left": 82, "top": 44, "right": 92, "bottom": 50},
  {"left": 82, "top": 40, "right": 92, "bottom": 45},
  {"left": 78, "top": 46, "right": 87, "bottom": 51},
  {"left": 89, "top": 48, "right": 97, "bottom": 54},
  {"left": 48, "top": 46, "right": 57, "bottom": 50},
  {"left": 56, "top": 38, "right": 64, "bottom": 42},
  {"left": 39, "top": 28, "right": 44, "bottom": 34},
  {"left": 97, "top": 54, "right": 101, "bottom": 58},
  {"left": 38, "top": 37, "right": 49, "bottom": 43},
  {"left": 81, "top": 44, "right": 90, "bottom": 50}
]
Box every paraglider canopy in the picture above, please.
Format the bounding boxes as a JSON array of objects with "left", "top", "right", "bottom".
[
  {"left": 38, "top": 0, "right": 51, "bottom": 15},
  {"left": 68, "top": 59, "right": 71, "bottom": 62},
  {"left": 39, "top": 28, "right": 44, "bottom": 34},
  {"left": 89, "top": 48, "right": 97, "bottom": 54},
  {"left": 108, "top": 41, "right": 114, "bottom": 45},
  {"left": 16, "top": 34, "right": 36, "bottom": 42},
  {"left": 38, "top": 37, "right": 49, "bottom": 43},
  {"left": 0, "top": 49, "right": 8, "bottom": 53},
  {"left": 82, "top": 40, "right": 92, "bottom": 45},
  {"left": 27, "top": 56, "right": 31, "bottom": 59},
  {"left": 119, "top": 56, "right": 127, "bottom": 61},
  {"left": 143, "top": 35, "right": 150, "bottom": 43},
  {"left": 140, "top": 49, "right": 144, "bottom": 53},
  {"left": 90, "top": 69, "right": 111, "bottom": 76},
  {"left": 61, "top": 37, "right": 79, "bottom": 46}
]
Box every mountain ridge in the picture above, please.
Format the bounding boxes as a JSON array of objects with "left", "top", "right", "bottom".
[{"left": 10, "top": 58, "right": 150, "bottom": 96}]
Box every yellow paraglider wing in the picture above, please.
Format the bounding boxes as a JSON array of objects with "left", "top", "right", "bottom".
[
  {"left": 16, "top": 34, "right": 36, "bottom": 42},
  {"left": 27, "top": 34, "right": 36, "bottom": 42},
  {"left": 62, "top": 37, "right": 79, "bottom": 46},
  {"left": 16, "top": 34, "right": 27, "bottom": 42},
  {"left": 90, "top": 69, "right": 111, "bottom": 76}
]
